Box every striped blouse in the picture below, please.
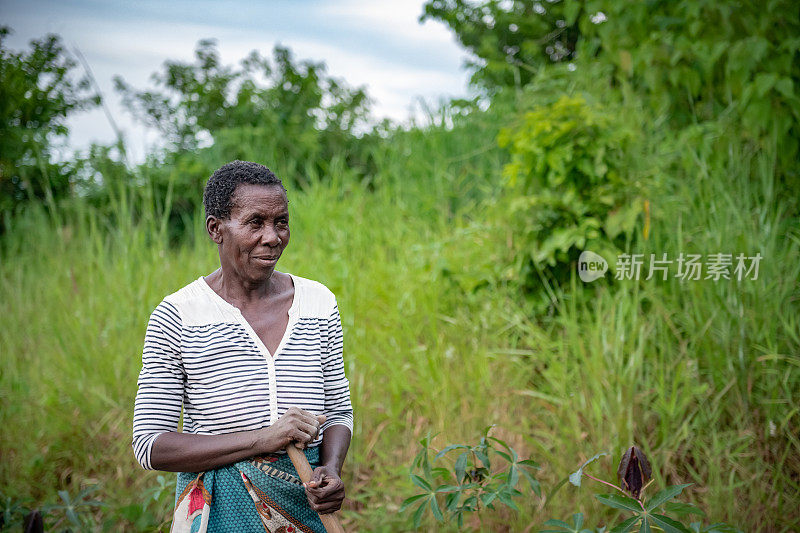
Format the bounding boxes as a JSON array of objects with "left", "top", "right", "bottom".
[{"left": 132, "top": 273, "right": 353, "bottom": 470}]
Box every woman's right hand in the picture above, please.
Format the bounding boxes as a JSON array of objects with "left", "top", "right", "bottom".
[{"left": 259, "top": 407, "right": 326, "bottom": 453}]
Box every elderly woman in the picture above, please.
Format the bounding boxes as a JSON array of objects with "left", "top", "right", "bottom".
[{"left": 132, "top": 160, "right": 353, "bottom": 532}]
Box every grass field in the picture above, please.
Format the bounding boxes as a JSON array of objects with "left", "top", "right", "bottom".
[{"left": 1, "top": 104, "right": 798, "bottom": 531}]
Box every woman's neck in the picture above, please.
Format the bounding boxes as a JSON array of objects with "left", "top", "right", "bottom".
[{"left": 207, "top": 267, "right": 284, "bottom": 307}]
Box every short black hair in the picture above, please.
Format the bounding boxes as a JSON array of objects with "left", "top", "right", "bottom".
[{"left": 203, "top": 160, "right": 286, "bottom": 219}]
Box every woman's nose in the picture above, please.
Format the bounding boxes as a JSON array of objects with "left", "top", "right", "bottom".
[{"left": 260, "top": 225, "right": 281, "bottom": 246}]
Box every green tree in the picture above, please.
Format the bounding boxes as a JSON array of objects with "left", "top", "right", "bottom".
[
  {"left": 114, "top": 39, "right": 372, "bottom": 162},
  {"left": 421, "top": 0, "right": 583, "bottom": 91},
  {"left": 424, "top": 1, "right": 800, "bottom": 189},
  {"left": 0, "top": 27, "right": 99, "bottom": 221}
]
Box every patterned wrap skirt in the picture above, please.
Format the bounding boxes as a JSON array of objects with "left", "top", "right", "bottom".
[{"left": 170, "top": 447, "right": 325, "bottom": 533}]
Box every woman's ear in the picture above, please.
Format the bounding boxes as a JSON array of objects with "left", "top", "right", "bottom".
[{"left": 206, "top": 216, "right": 224, "bottom": 244}]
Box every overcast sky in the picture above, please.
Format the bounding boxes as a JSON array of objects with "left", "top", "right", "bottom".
[{"left": 1, "top": 0, "right": 473, "bottom": 161}]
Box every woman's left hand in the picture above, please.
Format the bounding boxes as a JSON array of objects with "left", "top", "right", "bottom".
[{"left": 304, "top": 465, "right": 345, "bottom": 514}]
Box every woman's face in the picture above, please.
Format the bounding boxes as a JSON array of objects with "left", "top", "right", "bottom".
[{"left": 209, "top": 183, "right": 290, "bottom": 283}]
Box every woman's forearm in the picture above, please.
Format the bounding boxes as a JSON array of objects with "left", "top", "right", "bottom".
[
  {"left": 149, "top": 430, "right": 267, "bottom": 472},
  {"left": 147, "top": 407, "right": 326, "bottom": 472},
  {"left": 319, "top": 424, "right": 352, "bottom": 476}
]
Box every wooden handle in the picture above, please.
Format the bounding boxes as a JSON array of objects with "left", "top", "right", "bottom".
[{"left": 286, "top": 444, "right": 346, "bottom": 533}]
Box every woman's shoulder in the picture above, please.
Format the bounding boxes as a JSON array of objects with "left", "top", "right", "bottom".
[
  {"left": 150, "top": 277, "right": 219, "bottom": 326},
  {"left": 289, "top": 273, "right": 338, "bottom": 318},
  {"left": 158, "top": 277, "right": 208, "bottom": 308}
]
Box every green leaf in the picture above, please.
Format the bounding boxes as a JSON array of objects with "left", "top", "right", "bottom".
[
  {"left": 495, "top": 450, "right": 512, "bottom": 462},
  {"left": 434, "top": 484, "right": 460, "bottom": 493},
  {"left": 410, "top": 474, "right": 432, "bottom": 492},
  {"left": 645, "top": 484, "right": 692, "bottom": 511},
  {"left": 700, "top": 523, "right": 740, "bottom": 533},
  {"left": 639, "top": 516, "right": 651, "bottom": 533},
  {"left": 480, "top": 491, "right": 498, "bottom": 508},
  {"left": 475, "top": 449, "right": 491, "bottom": 469},
  {"left": 610, "top": 516, "right": 641, "bottom": 533},
  {"left": 543, "top": 518, "right": 574, "bottom": 529},
  {"left": 444, "top": 491, "right": 460, "bottom": 512},
  {"left": 754, "top": 72, "right": 778, "bottom": 98},
  {"left": 412, "top": 499, "right": 426, "bottom": 529},
  {"left": 774, "top": 77, "right": 794, "bottom": 99},
  {"left": 605, "top": 205, "right": 640, "bottom": 239},
  {"left": 508, "top": 464, "right": 519, "bottom": 487},
  {"left": 569, "top": 452, "right": 609, "bottom": 487},
  {"left": 520, "top": 468, "right": 541, "bottom": 496},
  {"left": 462, "top": 494, "right": 477, "bottom": 511},
  {"left": 496, "top": 488, "right": 519, "bottom": 510},
  {"left": 564, "top": 2, "right": 581, "bottom": 26},
  {"left": 541, "top": 513, "right": 589, "bottom": 533},
  {"left": 487, "top": 436, "right": 510, "bottom": 450},
  {"left": 650, "top": 513, "right": 692, "bottom": 533},
  {"left": 519, "top": 459, "right": 540, "bottom": 469},
  {"left": 431, "top": 467, "right": 450, "bottom": 479},
  {"left": 429, "top": 494, "right": 444, "bottom": 522},
  {"left": 399, "top": 494, "right": 429, "bottom": 513},
  {"left": 435, "top": 444, "right": 468, "bottom": 459},
  {"left": 663, "top": 502, "right": 705, "bottom": 517},
  {"left": 455, "top": 452, "right": 468, "bottom": 482},
  {"left": 66, "top": 507, "right": 80, "bottom": 526},
  {"left": 595, "top": 493, "right": 643, "bottom": 512}
]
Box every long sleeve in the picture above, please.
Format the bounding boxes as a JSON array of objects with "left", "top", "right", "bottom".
[
  {"left": 132, "top": 300, "right": 185, "bottom": 470},
  {"left": 319, "top": 298, "right": 353, "bottom": 434}
]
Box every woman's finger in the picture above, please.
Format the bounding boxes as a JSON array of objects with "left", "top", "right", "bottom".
[
  {"left": 306, "top": 481, "right": 344, "bottom": 503},
  {"left": 310, "top": 499, "right": 343, "bottom": 514},
  {"left": 313, "top": 505, "right": 342, "bottom": 515},
  {"left": 290, "top": 424, "right": 317, "bottom": 445}
]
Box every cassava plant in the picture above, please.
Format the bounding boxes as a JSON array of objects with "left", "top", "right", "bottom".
[
  {"left": 543, "top": 447, "right": 741, "bottom": 533},
  {"left": 400, "top": 426, "right": 541, "bottom": 530}
]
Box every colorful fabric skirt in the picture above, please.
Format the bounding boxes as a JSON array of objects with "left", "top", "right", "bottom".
[{"left": 170, "top": 447, "right": 325, "bottom": 533}]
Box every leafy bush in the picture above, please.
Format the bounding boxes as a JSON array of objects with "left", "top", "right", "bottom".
[
  {"left": 425, "top": 0, "right": 800, "bottom": 191},
  {"left": 497, "top": 93, "right": 646, "bottom": 293},
  {"left": 401, "top": 427, "right": 540, "bottom": 530},
  {"left": 0, "top": 26, "right": 99, "bottom": 225}
]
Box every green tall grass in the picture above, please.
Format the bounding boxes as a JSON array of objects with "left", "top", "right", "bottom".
[{"left": 1, "top": 107, "right": 797, "bottom": 531}]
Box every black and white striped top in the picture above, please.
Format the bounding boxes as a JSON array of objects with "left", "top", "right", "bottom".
[{"left": 132, "top": 273, "right": 353, "bottom": 470}]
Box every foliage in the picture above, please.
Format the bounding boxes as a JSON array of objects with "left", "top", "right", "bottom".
[
  {"left": 425, "top": 0, "right": 800, "bottom": 190},
  {"left": 541, "top": 513, "right": 601, "bottom": 533},
  {"left": 116, "top": 39, "right": 371, "bottom": 149},
  {"left": 421, "top": 0, "right": 583, "bottom": 90},
  {"left": 0, "top": 26, "right": 99, "bottom": 222},
  {"left": 1, "top": 484, "right": 105, "bottom": 532},
  {"left": 116, "top": 475, "right": 176, "bottom": 531},
  {"left": 114, "top": 38, "right": 374, "bottom": 176},
  {"left": 544, "top": 448, "right": 742, "bottom": 533},
  {"left": 580, "top": 0, "right": 800, "bottom": 189},
  {"left": 400, "top": 427, "right": 540, "bottom": 530},
  {"left": 497, "top": 93, "right": 646, "bottom": 292}
]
